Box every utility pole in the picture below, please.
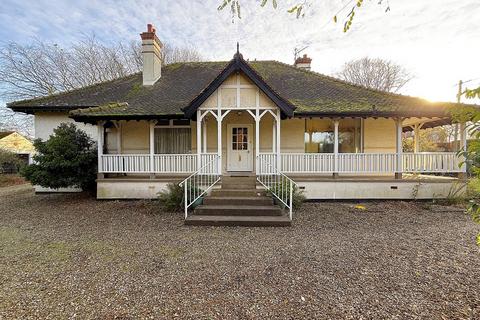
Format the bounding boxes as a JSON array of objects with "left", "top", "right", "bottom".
[{"left": 454, "top": 80, "right": 463, "bottom": 150}]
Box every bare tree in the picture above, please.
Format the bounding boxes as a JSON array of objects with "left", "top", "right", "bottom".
[
  {"left": 0, "top": 35, "right": 202, "bottom": 101},
  {"left": 0, "top": 35, "right": 202, "bottom": 136},
  {"left": 336, "top": 57, "right": 413, "bottom": 93},
  {"left": 0, "top": 108, "right": 33, "bottom": 138}
]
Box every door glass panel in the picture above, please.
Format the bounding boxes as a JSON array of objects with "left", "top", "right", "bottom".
[{"left": 232, "top": 127, "right": 248, "bottom": 151}]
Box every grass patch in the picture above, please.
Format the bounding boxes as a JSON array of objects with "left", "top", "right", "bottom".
[
  {"left": 0, "top": 227, "right": 72, "bottom": 265},
  {"left": 0, "top": 174, "right": 26, "bottom": 187}
]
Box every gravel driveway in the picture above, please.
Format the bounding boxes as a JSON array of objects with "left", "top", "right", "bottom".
[{"left": 1, "top": 187, "right": 479, "bottom": 319}]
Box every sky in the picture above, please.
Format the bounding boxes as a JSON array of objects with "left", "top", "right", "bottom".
[{"left": 0, "top": 0, "right": 479, "bottom": 105}]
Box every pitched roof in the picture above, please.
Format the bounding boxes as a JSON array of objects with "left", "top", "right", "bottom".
[
  {"left": 249, "top": 61, "right": 462, "bottom": 117},
  {"left": 8, "top": 61, "right": 229, "bottom": 117},
  {"left": 8, "top": 56, "right": 471, "bottom": 122},
  {"left": 183, "top": 52, "right": 295, "bottom": 117},
  {"left": 0, "top": 131, "right": 14, "bottom": 139}
]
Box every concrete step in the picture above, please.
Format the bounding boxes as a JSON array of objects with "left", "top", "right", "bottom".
[
  {"left": 221, "top": 183, "right": 257, "bottom": 189},
  {"left": 221, "top": 176, "right": 256, "bottom": 184},
  {"left": 210, "top": 189, "right": 266, "bottom": 197},
  {"left": 194, "top": 205, "right": 282, "bottom": 216},
  {"left": 203, "top": 196, "right": 273, "bottom": 206},
  {"left": 185, "top": 214, "right": 291, "bottom": 227}
]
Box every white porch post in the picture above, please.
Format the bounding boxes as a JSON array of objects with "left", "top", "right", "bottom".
[
  {"left": 272, "top": 121, "right": 276, "bottom": 153},
  {"left": 115, "top": 121, "right": 122, "bottom": 154},
  {"left": 217, "top": 113, "right": 222, "bottom": 175},
  {"left": 202, "top": 118, "right": 207, "bottom": 153},
  {"left": 216, "top": 88, "right": 223, "bottom": 175},
  {"left": 97, "top": 121, "right": 104, "bottom": 178},
  {"left": 395, "top": 118, "right": 403, "bottom": 179},
  {"left": 149, "top": 121, "right": 155, "bottom": 177},
  {"left": 197, "top": 110, "right": 202, "bottom": 169},
  {"left": 276, "top": 109, "right": 281, "bottom": 170},
  {"left": 459, "top": 121, "right": 467, "bottom": 176},
  {"left": 413, "top": 123, "right": 423, "bottom": 153},
  {"left": 413, "top": 124, "right": 419, "bottom": 153},
  {"left": 333, "top": 119, "right": 339, "bottom": 177},
  {"left": 255, "top": 109, "right": 260, "bottom": 174}
]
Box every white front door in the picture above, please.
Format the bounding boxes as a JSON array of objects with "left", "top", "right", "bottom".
[{"left": 227, "top": 124, "right": 253, "bottom": 172}]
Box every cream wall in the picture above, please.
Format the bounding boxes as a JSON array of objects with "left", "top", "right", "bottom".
[
  {"left": 120, "top": 121, "right": 149, "bottom": 154},
  {"left": 363, "top": 118, "right": 396, "bottom": 153},
  {"left": 193, "top": 113, "right": 306, "bottom": 172},
  {"left": 35, "top": 112, "right": 97, "bottom": 141},
  {"left": 107, "top": 117, "right": 398, "bottom": 158},
  {"left": 200, "top": 72, "right": 276, "bottom": 110}
]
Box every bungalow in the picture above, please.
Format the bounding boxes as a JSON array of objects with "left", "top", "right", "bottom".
[
  {"left": 0, "top": 131, "right": 35, "bottom": 170},
  {"left": 9, "top": 25, "right": 471, "bottom": 226}
]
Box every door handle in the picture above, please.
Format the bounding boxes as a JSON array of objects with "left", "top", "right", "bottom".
[{"left": 238, "top": 154, "right": 241, "bottom": 161}]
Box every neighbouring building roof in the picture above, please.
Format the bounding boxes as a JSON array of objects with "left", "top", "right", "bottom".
[
  {"left": 0, "top": 131, "right": 35, "bottom": 154},
  {"left": 0, "top": 131, "right": 14, "bottom": 139},
  {"left": 8, "top": 54, "right": 472, "bottom": 122}
]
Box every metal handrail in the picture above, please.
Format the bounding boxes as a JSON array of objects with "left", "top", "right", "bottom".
[
  {"left": 179, "top": 155, "right": 220, "bottom": 219},
  {"left": 256, "top": 155, "right": 297, "bottom": 220}
]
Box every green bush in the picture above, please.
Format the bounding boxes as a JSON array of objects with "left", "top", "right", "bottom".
[
  {"left": 21, "top": 123, "right": 97, "bottom": 191},
  {"left": 158, "top": 183, "right": 204, "bottom": 212},
  {"left": 266, "top": 181, "right": 305, "bottom": 209},
  {"left": 158, "top": 183, "right": 184, "bottom": 212},
  {"left": 0, "top": 149, "right": 24, "bottom": 173}
]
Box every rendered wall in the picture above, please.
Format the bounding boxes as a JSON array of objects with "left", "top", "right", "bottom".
[
  {"left": 120, "top": 121, "right": 149, "bottom": 154},
  {"left": 35, "top": 112, "right": 97, "bottom": 141},
  {"left": 363, "top": 118, "right": 396, "bottom": 153},
  {"left": 297, "top": 179, "right": 463, "bottom": 200},
  {"left": 200, "top": 73, "right": 276, "bottom": 110},
  {"left": 97, "top": 178, "right": 463, "bottom": 200},
  {"left": 97, "top": 180, "right": 170, "bottom": 199}
]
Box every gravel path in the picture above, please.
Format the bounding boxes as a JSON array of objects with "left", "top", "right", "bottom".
[{"left": 0, "top": 189, "right": 479, "bottom": 319}]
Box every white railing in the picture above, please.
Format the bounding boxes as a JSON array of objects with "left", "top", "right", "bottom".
[
  {"left": 100, "top": 153, "right": 218, "bottom": 174},
  {"left": 153, "top": 154, "right": 197, "bottom": 173},
  {"left": 200, "top": 153, "right": 218, "bottom": 167},
  {"left": 257, "top": 155, "right": 296, "bottom": 220},
  {"left": 258, "top": 153, "right": 277, "bottom": 170},
  {"left": 402, "top": 152, "right": 463, "bottom": 173},
  {"left": 338, "top": 153, "right": 397, "bottom": 173},
  {"left": 101, "top": 154, "right": 151, "bottom": 173},
  {"left": 281, "top": 153, "right": 335, "bottom": 173},
  {"left": 257, "top": 152, "right": 463, "bottom": 174},
  {"left": 179, "top": 155, "right": 220, "bottom": 219}
]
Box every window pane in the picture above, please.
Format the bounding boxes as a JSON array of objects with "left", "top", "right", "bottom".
[
  {"left": 154, "top": 128, "right": 191, "bottom": 154},
  {"left": 304, "top": 119, "right": 361, "bottom": 153}
]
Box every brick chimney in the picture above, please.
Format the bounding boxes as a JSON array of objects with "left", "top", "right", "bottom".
[
  {"left": 140, "top": 24, "right": 163, "bottom": 86},
  {"left": 294, "top": 54, "right": 312, "bottom": 70}
]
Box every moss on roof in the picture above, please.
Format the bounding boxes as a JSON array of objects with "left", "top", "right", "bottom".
[{"left": 8, "top": 59, "right": 468, "bottom": 119}]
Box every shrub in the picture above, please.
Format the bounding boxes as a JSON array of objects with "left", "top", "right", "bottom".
[
  {"left": 158, "top": 183, "right": 184, "bottom": 212},
  {"left": 21, "top": 123, "right": 97, "bottom": 191},
  {"left": 158, "top": 183, "right": 204, "bottom": 212},
  {"left": 266, "top": 181, "right": 306, "bottom": 209},
  {"left": 0, "top": 149, "right": 24, "bottom": 173}
]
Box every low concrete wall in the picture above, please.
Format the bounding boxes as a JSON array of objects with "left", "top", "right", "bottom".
[
  {"left": 97, "top": 179, "right": 172, "bottom": 199},
  {"left": 97, "top": 178, "right": 465, "bottom": 200},
  {"left": 35, "top": 186, "right": 82, "bottom": 193},
  {"left": 297, "top": 180, "right": 465, "bottom": 200}
]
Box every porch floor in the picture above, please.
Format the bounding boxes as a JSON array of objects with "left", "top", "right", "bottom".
[{"left": 99, "top": 173, "right": 460, "bottom": 182}]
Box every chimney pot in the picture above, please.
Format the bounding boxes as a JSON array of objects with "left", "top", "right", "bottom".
[{"left": 294, "top": 53, "right": 312, "bottom": 71}]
